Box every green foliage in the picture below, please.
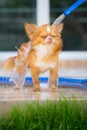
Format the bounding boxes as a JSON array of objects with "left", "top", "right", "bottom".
[{"left": 0, "top": 99, "right": 87, "bottom": 130}]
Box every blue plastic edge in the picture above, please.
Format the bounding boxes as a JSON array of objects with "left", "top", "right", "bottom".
[{"left": 0, "top": 76, "right": 87, "bottom": 89}]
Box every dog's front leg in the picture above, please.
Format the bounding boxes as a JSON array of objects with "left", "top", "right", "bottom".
[
  {"left": 50, "top": 67, "right": 58, "bottom": 92},
  {"left": 31, "top": 68, "right": 41, "bottom": 92}
]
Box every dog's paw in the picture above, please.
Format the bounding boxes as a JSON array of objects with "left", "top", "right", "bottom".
[
  {"left": 34, "top": 86, "right": 41, "bottom": 92},
  {"left": 14, "top": 86, "right": 20, "bottom": 90},
  {"left": 51, "top": 86, "right": 57, "bottom": 92}
]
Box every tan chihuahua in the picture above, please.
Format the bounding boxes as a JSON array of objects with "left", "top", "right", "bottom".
[{"left": 4, "top": 23, "right": 63, "bottom": 91}]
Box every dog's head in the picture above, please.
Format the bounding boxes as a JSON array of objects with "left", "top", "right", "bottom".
[{"left": 24, "top": 23, "right": 63, "bottom": 50}]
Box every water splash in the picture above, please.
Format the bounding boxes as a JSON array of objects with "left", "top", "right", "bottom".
[
  {"left": 10, "top": 42, "right": 31, "bottom": 89},
  {"left": 10, "top": 64, "right": 28, "bottom": 89}
]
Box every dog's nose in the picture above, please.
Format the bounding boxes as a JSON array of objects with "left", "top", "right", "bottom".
[
  {"left": 48, "top": 37, "right": 53, "bottom": 41},
  {"left": 46, "top": 36, "right": 53, "bottom": 44}
]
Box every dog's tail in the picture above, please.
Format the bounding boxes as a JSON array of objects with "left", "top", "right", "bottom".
[
  {"left": 3, "top": 41, "right": 31, "bottom": 78},
  {"left": 3, "top": 56, "right": 16, "bottom": 73}
]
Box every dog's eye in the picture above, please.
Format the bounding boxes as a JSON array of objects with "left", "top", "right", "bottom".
[
  {"left": 41, "top": 36, "right": 47, "bottom": 39},
  {"left": 50, "top": 35, "right": 57, "bottom": 38}
]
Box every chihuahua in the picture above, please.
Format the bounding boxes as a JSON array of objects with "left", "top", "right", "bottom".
[{"left": 4, "top": 23, "right": 63, "bottom": 91}]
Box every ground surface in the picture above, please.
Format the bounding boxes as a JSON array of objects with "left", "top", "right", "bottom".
[
  {"left": 0, "top": 56, "right": 87, "bottom": 115},
  {"left": 0, "top": 85, "right": 87, "bottom": 101}
]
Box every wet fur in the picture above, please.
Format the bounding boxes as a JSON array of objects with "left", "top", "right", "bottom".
[{"left": 4, "top": 23, "right": 63, "bottom": 91}]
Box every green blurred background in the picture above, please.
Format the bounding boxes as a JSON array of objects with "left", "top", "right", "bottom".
[{"left": 0, "top": 0, "right": 87, "bottom": 51}]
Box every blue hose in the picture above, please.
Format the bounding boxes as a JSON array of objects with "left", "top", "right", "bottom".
[
  {"left": 64, "top": 0, "right": 85, "bottom": 16},
  {"left": 52, "top": 0, "right": 86, "bottom": 25}
]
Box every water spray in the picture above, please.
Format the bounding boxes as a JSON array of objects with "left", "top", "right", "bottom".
[{"left": 52, "top": 0, "right": 86, "bottom": 25}]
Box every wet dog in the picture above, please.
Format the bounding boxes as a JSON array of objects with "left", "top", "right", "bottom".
[{"left": 4, "top": 23, "right": 63, "bottom": 91}]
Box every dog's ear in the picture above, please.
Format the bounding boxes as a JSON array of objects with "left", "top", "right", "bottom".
[
  {"left": 55, "top": 23, "right": 63, "bottom": 33},
  {"left": 24, "top": 23, "right": 37, "bottom": 40}
]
